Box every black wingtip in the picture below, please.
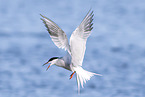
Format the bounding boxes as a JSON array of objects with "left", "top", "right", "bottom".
[
  {"left": 40, "top": 14, "right": 48, "bottom": 20},
  {"left": 40, "top": 14, "right": 45, "bottom": 20},
  {"left": 88, "top": 8, "right": 94, "bottom": 15},
  {"left": 40, "top": 18, "right": 44, "bottom": 21},
  {"left": 88, "top": 8, "right": 92, "bottom": 13},
  {"left": 40, "top": 14, "right": 44, "bottom": 18}
]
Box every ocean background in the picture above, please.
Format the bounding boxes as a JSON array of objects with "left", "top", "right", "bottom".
[{"left": 0, "top": 0, "right": 145, "bottom": 97}]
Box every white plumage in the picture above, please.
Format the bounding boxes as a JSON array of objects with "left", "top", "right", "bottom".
[{"left": 41, "top": 9, "right": 101, "bottom": 93}]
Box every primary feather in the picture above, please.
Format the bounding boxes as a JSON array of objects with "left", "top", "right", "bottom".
[
  {"left": 40, "top": 14, "right": 71, "bottom": 55},
  {"left": 70, "top": 10, "right": 94, "bottom": 67}
]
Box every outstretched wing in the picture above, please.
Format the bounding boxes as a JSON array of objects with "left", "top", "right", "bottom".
[
  {"left": 70, "top": 10, "right": 94, "bottom": 66},
  {"left": 40, "top": 14, "right": 71, "bottom": 54}
]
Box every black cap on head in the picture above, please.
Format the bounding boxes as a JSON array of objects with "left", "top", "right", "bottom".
[{"left": 48, "top": 57, "right": 59, "bottom": 62}]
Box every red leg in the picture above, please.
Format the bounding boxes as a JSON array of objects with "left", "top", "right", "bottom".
[{"left": 69, "top": 71, "right": 75, "bottom": 79}]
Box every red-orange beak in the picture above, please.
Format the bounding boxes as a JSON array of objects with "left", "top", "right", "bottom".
[
  {"left": 43, "top": 61, "right": 51, "bottom": 71},
  {"left": 46, "top": 65, "right": 51, "bottom": 71},
  {"left": 43, "top": 61, "right": 50, "bottom": 66}
]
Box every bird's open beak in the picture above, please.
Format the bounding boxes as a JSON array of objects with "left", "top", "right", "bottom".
[
  {"left": 43, "top": 61, "right": 51, "bottom": 71},
  {"left": 43, "top": 61, "right": 50, "bottom": 66}
]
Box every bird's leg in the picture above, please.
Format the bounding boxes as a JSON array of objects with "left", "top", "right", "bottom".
[{"left": 69, "top": 71, "right": 75, "bottom": 79}]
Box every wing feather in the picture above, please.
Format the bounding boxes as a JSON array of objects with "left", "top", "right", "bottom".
[
  {"left": 40, "top": 14, "right": 71, "bottom": 54},
  {"left": 70, "top": 10, "right": 94, "bottom": 66}
]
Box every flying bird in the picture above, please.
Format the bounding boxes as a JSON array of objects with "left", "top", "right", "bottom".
[{"left": 40, "top": 10, "right": 101, "bottom": 93}]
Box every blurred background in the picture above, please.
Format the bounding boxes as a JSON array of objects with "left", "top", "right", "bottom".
[{"left": 0, "top": 0, "right": 145, "bottom": 97}]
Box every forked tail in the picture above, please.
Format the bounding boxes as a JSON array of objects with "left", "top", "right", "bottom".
[{"left": 73, "top": 67, "right": 102, "bottom": 93}]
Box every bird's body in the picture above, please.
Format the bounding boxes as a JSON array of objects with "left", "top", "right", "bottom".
[
  {"left": 41, "top": 9, "right": 101, "bottom": 92},
  {"left": 56, "top": 53, "right": 72, "bottom": 71}
]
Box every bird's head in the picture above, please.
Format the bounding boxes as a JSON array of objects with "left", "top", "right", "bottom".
[{"left": 43, "top": 57, "right": 59, "bottom": 70}]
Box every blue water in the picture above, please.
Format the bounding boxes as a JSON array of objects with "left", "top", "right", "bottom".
[{"left": 0, "top": 0, "right": 145, "bottom": 97}]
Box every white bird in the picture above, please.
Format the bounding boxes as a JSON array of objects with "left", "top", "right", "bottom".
[{"left": 40, "top": 9, "right": 101, "bottom": 93}]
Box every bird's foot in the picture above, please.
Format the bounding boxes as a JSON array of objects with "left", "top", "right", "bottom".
[{"left": 69, "top": 71, "right": 75, "bottom": 79}]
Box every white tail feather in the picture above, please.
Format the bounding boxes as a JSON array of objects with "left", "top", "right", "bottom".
[{"left": 74, "top": 67, "right": 102, "bottom": 93}]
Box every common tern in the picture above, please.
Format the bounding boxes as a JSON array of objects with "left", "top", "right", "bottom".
[{"left": 41, "top": 9, "right": 101, "bottom": 93}]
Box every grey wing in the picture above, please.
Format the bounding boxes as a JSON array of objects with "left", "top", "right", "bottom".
[
  {"left": 70, "top": 10, "right": 94, "bottom": 66},
  {"left": 40, "top": 14, "right": 71, "bottom": 55}
]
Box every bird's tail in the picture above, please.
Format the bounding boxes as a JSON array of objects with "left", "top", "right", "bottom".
[{"left": 73, "top": 67, "right": 102, "bottom": 93}]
